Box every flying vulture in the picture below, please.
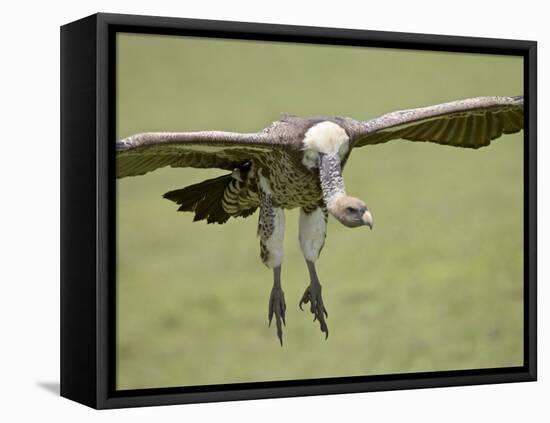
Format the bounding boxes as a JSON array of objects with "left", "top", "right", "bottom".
[{"left": 117, "top": 95, "right": 524, "bottom": 345}]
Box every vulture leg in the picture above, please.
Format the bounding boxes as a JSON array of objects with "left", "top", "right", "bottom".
[
  {"left": 268, "top": 265, "right": 286, "bottom": 346},
  {"left": 298, "top": 206, "right": 329, "bottom": 339},
  {"left": 258, "top": 176, "right": 286, "bottom": 346}
]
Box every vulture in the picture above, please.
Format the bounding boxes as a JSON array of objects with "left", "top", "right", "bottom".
[{"left": 117, "top": 95, "right": 524, "bottom": 345}]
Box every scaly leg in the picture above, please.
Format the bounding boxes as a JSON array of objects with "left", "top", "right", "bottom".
[
  {"left": 298, "top": 206, "right": 329, "bottom": 339},
  {"left": 268, "top": 266, "right": 286, "bottom": 345},
  {"left": 300, "top": 261, "right": 328, "bottom": 339},
  {"left": 258, "top": 175, "right": 286, "bottom": 345}
]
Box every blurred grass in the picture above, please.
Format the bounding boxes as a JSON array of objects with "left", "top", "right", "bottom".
[{"left": 116, "top": 33, "right": 523, "bottom": 390}]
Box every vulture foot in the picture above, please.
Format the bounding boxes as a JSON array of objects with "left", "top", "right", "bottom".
[
  {"left": 268, "top": 286, "right": 286, "bottom": 346},
  {"left": 299, "top": 282, "right": 329, "bottom": 339}
]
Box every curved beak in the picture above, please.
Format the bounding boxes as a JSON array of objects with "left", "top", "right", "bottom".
[{"left": 362, "top": 210, "right": 373, "bottom": 229}]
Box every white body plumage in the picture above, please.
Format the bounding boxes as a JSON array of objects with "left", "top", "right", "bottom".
[{"left": 301, "top": 121, "right": 350, "bottom": 169}]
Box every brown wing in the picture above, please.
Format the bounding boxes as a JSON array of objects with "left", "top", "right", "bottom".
[
  {"left": 116, "top": 130, "right": 285, "bottom": 178},
  {"left": 350, "top": 96, "right": 523, "bottom": 149}
]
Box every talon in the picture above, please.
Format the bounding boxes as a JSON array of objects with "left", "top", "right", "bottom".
[
  {"left": 268, "top": 302, "right": 273, "bottom": 326},
  {"left": 299, "top": 288, "right": 311, "bottom": 311},
  {"left": 300, "top": 282, "right": 329, "bottom": 339},
  {"left": 268, "top": 286, "right": 286, "bottom": 345}
]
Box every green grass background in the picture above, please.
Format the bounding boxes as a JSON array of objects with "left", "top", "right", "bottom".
[{"left": 116, "top": 33, "right": 524, "bottom": 390}]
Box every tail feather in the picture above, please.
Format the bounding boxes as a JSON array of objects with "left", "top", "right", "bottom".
[{"left": 163, "top": 174, "right": 256, "bottom": 224}]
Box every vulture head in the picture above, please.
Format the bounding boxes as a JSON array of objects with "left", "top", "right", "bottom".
[{"left": 330, "top": 195, "right": 373, "bottom": 229}]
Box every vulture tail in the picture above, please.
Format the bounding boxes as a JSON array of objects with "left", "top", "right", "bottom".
[{"left": 163, "top": 174, "right": 256, "bottom": 224}]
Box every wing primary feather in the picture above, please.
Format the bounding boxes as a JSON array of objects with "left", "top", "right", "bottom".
[
  {"left": 503, "top": 109, "right": 524, "bottom": 133},
  {"left": 489, "top": 111, "right": 504, "bottom": 140},
  {"left": 453, "top": 116, "right": 468, "bottom": 146},
  {"left": 422, "top": 117, "right": 448, "bottom": 141},
  {"left": 402, "top": 121, "right": 427, "bottom": 140},
  {"left": 476, "top": 113, "right": 488, "bottom": 147},
  {"left": 351, "top": 96, "right": 524, "bottom": 149},
  {"left": 462, "top": 115, "right": 476, "bottom": 148},
  {"left": 116, "top": 129, "right": 282, "bottom": 178}
]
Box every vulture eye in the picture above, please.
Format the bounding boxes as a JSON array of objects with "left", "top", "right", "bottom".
[{"left": 346, "top": 207, "right": 356, "bottom": 213}]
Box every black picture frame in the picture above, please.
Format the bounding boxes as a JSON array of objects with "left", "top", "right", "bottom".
[{"left": 60, "top": 12, "right": 537, "bottom": 409}]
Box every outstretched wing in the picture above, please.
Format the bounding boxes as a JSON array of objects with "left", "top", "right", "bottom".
[
  {"left": 116, "top": 130, "right": 283, "bottom": 178},
  {"left": 351, "top": 96, "right": 524, "bottom": 149}
]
